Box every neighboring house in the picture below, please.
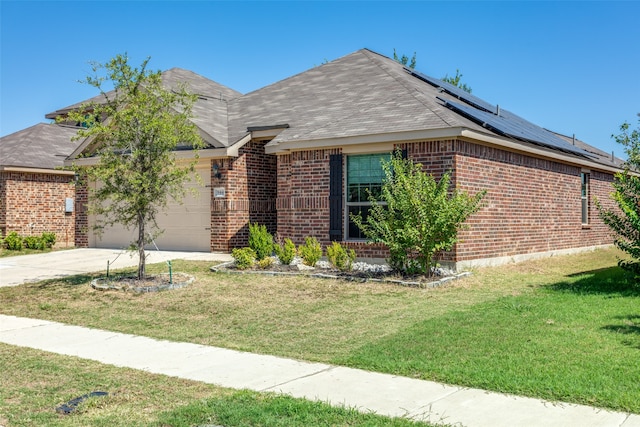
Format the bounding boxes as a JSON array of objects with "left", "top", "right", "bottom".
[
  {"left": 1, "top": 49, "right": 624, "bottom": 268},
  {"left": 0, "top": 123, "right": 81, "bottom": 247}
]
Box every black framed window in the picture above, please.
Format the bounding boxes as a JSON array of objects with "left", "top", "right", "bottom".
[
  {"left": 346, "top": 153, "right": 390, "bottom": 239},
  {"left": 581, "top": 172, "right": 589, "bottom": 224}
]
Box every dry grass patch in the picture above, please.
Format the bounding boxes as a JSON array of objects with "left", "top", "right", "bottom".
[
  {"left": 0, "top": 343, "right": 226, "bottom": 426},
  {"left": 0, "top": 257, "right": 506, "bottom": 362}
]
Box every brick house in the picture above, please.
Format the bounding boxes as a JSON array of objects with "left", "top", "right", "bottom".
[
  {"left": 0, "top": 123, "right": 81, "bottom": 247},
  {"left": 2, "top": 49, "right": 623, "bottom": 268}
]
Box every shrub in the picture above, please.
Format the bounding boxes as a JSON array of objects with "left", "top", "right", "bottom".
[
  {"left": 41, "top": 232, "right": 56, "bottom": 248},
  {"left": 232, "top": 247, "right": 256, "bottom": 270},
  {"left": 4, "top": 232, "right": 23, "bottom": 250},
  {"left": 274, "top": 238, "right": 297, "bottom": 265},
  {"left": 248, "top": 223, "right": 273, "bottom": 261},
  {"left": 326, "top": 241, "right": 356, "bottom": 271},
  {"left": 351, "top": 149, "right": 485, "bottom": 275},
  {"left": 298, "top": 236, "right": 322, "bottom": 267},
  {"left": 598, "top": 119, "right": 640, "bottom": 278},
  {"left": 257, "top": 256, "right": 275, "bottom": 269},
  {"left": 24, "top": 236, "right": 45, "bottom": 250}
]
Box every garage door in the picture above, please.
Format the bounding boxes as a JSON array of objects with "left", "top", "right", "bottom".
[{"left": 89, "top": 163, "right": 211, "bottom": 252}]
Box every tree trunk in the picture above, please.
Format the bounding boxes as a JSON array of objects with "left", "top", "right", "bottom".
[{"left": 137, "top": 213, "right": 146, "bottom": 279}]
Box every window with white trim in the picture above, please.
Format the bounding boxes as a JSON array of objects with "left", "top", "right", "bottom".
[
  {"left": 581, "top": 172, "right": 589, "bottom": 224},
  {"left": 346, "top": 153, "right": 390, "bottom": 239}
]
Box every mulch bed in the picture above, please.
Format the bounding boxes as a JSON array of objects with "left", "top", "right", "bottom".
[{"left": 91, "top": 272, "right": 195, "bottom": 292}]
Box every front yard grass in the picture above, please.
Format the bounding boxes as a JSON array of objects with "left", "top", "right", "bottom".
[
  {"left": 1, "top": 247, "right": 639, "bottom": 415},
  {"left": 1, "top": 343, "right": 433, "bottom": 427}
]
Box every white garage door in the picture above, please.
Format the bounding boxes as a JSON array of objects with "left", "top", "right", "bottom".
[{"left": 89, "top": 163, "right": 211, "bottom": 252}]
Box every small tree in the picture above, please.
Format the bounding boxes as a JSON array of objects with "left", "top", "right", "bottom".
[
  {"left": 393, "top": 49, "right": 417, "bottom": 69},
  {"left": 351, "top": 150, "right": 486, "bottom": 275},
  {"left": 598, "top": 118, "right": 640, "bottom": 276},
  {"left": 64, "top": 54, "right": 203, "bottom": 279},
  {"left": 442, "top": 69, "right": 472, "bottom": 93}
]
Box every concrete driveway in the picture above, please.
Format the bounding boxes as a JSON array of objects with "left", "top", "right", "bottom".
[{"left": 0, "top": 248, "right": 232, "bottom": 287}]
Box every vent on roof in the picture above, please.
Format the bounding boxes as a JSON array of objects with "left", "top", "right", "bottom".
[{"left": 247, "top": 124, "right": 290, "bottom": 132}]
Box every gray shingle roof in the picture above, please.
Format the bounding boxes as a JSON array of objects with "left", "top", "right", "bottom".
[
  {"left": 0, "top": 123, "right": 80, "bottom": 169},
  {"left": 227, "top": 49, "right": 485, "bottom": 145},
  {"left": 24, "top": 49, "right": 617, "bottom": 171},
  {"left": 45, "top": 68, "right": 242, "bottom": 149}
]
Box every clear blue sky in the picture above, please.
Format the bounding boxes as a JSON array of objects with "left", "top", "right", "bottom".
[{"left": 1, "top": 1, "right": 638, "bottom": 158}]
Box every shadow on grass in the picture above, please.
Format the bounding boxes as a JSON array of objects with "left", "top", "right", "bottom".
[
  {"left": 546, "top": 265, "right": 640, "bottom": 296},
  {"left": 548, "top": 268, "right": 640, "bottom": 349},
  {"left": 34, "top": 273, "right": 98, "bottom": 289},
  {"left": 602, "top": 314, "right": 640, "bottom": 350},
  {"left": 33, "top": 268, "right": 136, "bottom": 289}
]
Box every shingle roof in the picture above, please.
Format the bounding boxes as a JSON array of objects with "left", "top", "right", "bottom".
[
  {"left": 45, "top": 68, "right": 242, "bottom": 149},
  {"left": 0, "top": 123, "right": 80, "bottom": 169},
  {"left": 28, "top": 49, "right": 618, "bottom": 171},
  {"left": 228, "top": 49, "right": 476, "bottom": 145}
]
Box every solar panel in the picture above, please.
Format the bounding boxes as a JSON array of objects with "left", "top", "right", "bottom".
[
  {"left": 440, "top": 99, "right": 596, "bottom": 158},
  {"left": 406, "top": 67, "right": 596, "bottom": 159},
  {"left": 407, "top": 69, "right": 496, "bottom": 113}
]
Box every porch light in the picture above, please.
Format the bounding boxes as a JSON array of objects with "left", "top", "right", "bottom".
[{"left": 213, "top": 163, "right": 222, "bottom": 179}]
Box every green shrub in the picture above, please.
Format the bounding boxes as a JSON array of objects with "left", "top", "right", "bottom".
[
  {"left": 232, "top": 247, "right": 256, "bottom": 270},
  {"left": 257, "top": 256, "right": 275, "bottom": 269},
  {"left": 41, "top": 232, "right": 56, "bottom": 248},
  {"left": 4, "top": 232, "right": 23, "bottom": 250},
  {"left": 351, "top": 149, "right": 485, "bottom": 275},
  {"left": 248, "top": 223, "right": 273, "bottom": 261},
  {"left": 274, "top": 238, "right": 297, "bottom": 265},
  {"left": 24, "top": 236, "right": 45, "bottom": 250},
  {"left": 326, "top": 241, "right": 356, "bottom": 271},
  {"left": 298, "top": 236, "right": 322, "bottom": 267}
]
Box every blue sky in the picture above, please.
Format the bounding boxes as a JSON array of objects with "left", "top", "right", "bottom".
[{"left": 1, "top": 1, "right": 638, "bottom": 158}]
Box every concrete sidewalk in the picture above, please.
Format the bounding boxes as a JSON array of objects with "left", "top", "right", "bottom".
[
  {"left": 0, "top": 248, "right": 232, "bottom": 287},
  {"left": 1, "top": 315, "right": 638, "bottom": 427}
]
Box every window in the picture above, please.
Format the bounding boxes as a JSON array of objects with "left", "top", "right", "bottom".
[
  {"left": 346, "top": 153, "right": 390, "bottom": 239},
  {"left": 581, "top": 172, "right": 589, "bottom": 224}
]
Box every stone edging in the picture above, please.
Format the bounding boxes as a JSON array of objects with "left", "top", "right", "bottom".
[
  {"left": 91, "top": 273, "right": 195, "bottom": 293},
  {"left": 210, "top": 262, "right": 471, "bottom": 289}
]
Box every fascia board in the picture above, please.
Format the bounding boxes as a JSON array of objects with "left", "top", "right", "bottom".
[
  {"left": 0, "top": 166, "right": 75, "bottom": 175},
  {"left": 264, "top": 128, "right": 465, "bottom": 155},
  {"left": 64, "top": 147, "right": 233, "bottom": 167},
  {"left": 226, "top": 133, "right": 252, "bottom": 157},
  {"left": 460, "top": 129, "right": 624, "bottom": 174},
  {"left": 263, "top": 126, "right": 623, "bottom": 175}
]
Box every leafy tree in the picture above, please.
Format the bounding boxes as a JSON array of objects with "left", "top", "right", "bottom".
[
  {"left": 598, "top": 118, "right": 640, "bottom": 277},
  {"left": 393, "top": 48, "right": 417, "bottom": 69},
  {"left": 392, "top": 50, "right": 472, "bottom": 93},
  {"left": 351, "top": 150, "right": 486, "bottom": 275},
  {"left": 442, "top": 69, "right": 472, "bottom": 93},
  {"left": 64, "top": 54, "right": 203, "bottom": 279}
]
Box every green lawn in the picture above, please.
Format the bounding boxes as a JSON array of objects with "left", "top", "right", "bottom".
[
  {"left": 1, "top": 247, "right": 638, "bottom": 416},
  {"left": 1, "top": 344, "right": 433, "bottom": 427}
]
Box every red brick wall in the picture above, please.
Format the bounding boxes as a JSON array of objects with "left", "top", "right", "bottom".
[
  {"left": 211, "top": 140, "right": 278, "bottom": 251},
  {"left": 453, "top": 140, "right": 616, "bottom": 261},
  {"left": 74, "top": 179, "right": 88, "bottom": 247},
  {"left": 276, "top": 148, "right": 340, "bottom": 247},
  {"left": 274, "top": 139, "right": 617, "bottom": 264},
  {"left": 0, "top": 171, "right": 77, "bottom": 247}
]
